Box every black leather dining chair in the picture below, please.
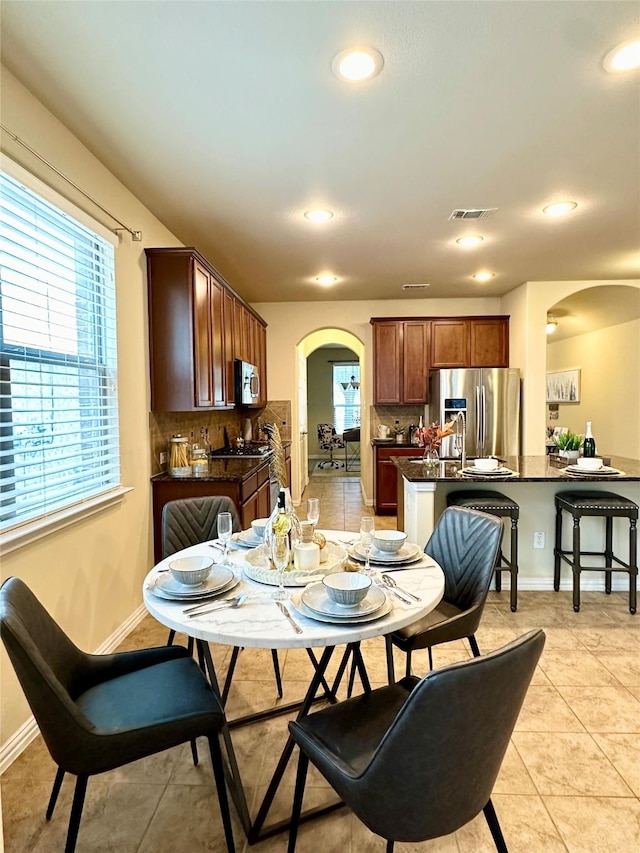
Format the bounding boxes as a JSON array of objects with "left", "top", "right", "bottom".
[
  {"left": 386, "top": 505, "right": 503, "bottom": 680},
  {"left": 288, "top": 629, "right": 545, "bottom": 853},
  {"left": 162, "top": 495, "right": 283, "bottom": 702},
  {"left": 0, "top": 577, "right": 236, "bottom": 853}
]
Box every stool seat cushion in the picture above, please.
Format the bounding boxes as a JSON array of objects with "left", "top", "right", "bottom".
[
  {"left": 556, "top": 491, "right": 639, "bottom": 514},
  {"left": 448, "top": 491, "right": 519, "bottom": 513}
]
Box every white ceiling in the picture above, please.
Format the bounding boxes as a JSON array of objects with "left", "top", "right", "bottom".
[{"left": 1, "top": 1, "right": 639, "bottom": 304}]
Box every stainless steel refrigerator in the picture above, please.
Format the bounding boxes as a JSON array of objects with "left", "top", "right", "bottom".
[{"left": 429, "top": 368, "right": 521, "bottom": 459}]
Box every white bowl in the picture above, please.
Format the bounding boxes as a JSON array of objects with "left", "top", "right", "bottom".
[
  {"left": 168, "top": 556, "right": 214, "bottom": 586},
  {"left": 372, "top": 530, "right": 407, "bottom": 553},
  {"left": 323, "top": 572, "right": 372, "bottom": 607},
  {"left": 474, "top": 457, "right": 499, "bottom": 471},
  {"left": 251, "top": 517, "right": 269, "bottom": 538},
  {"left": 576, "top": 457, "right": 603, "bottom": 471}
]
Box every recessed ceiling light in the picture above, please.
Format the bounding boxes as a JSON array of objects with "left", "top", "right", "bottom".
[
  {"left": 315, "top": 274, "right": 338, "bottom": 285},
  {"left": 456, "top": 235, "right": 484, "bottom": 248},
  {"left": 473, "top": 271, "right": 495, "bottom": 282},
  {"left": 542, "top": 201, "right": 577, "bottom": 217},
  {"left": 603, "top": 39, "right": 640, "bottom": 73},
  {"left": 304, "top": 209, "right": 334, "bottom": 222},
  {"left": 331, "top": 47, "right": 384, "bottom": 82}
]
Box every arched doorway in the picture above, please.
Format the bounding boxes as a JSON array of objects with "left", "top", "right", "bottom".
[{"left": 294, "top": 329, "right": 365, "bottom": 503}]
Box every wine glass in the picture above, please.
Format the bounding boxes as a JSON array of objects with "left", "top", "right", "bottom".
[
  {"left": 306, "top": 498, "right": 320, "bottom": 528},
  {"left": 271, "top": 534, "right": 290, "bottom": 601},
  {"left": 360, "top": 516, "right": 375, "bottom": 576},
  {"left": 217, "top": 511, "right": 233, "bottom": 566}
]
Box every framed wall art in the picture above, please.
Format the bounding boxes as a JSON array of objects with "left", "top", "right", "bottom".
[{"left": 546, "top": 368, "right": 581, "bottom": 403}]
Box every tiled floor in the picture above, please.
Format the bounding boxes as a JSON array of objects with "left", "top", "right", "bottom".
[{"left": 2, "top": 476, "right": 639, "bottom": 852}]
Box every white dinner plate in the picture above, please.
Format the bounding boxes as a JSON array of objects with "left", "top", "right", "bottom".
[
  {"left": 154, "top": 566, "right": 235, "bottom": 598},
  {"left": 461, "top": 466, "right": 512, "bottom": 476},
  {"left": 232, "top": 530, "right": 263, "bottom": 548},
  {"left": 301, "top": 582, "right": 386, "bottom": 618},
  {"left": 350, "top": 541, "right": 422, "bottom": 565},
  {"left": 565, "top": 467, "right": 622, "bottom": 477},
  {"left": 565, "top": 464, "right": 618, "bottom": 475},
  {"left": 243, "top": 541, "right": 347, "bottom": 586},
  {"left": 290, "top": 593, "right": 392, "bottom": 625},
  {"left": 150, "top": 574, "right": 240, "bottom": 602}
]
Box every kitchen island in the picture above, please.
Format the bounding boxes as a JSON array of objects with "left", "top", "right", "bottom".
[{"left": 394, "top": 454, "right": 640, "bottom": 592}]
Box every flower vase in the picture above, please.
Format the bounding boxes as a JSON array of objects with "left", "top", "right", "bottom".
[{"left": 423, "top": 447, "right": 440, "bottom": 467}]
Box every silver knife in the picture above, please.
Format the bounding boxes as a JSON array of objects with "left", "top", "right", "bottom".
[
  {"left": 276, "top": 601, "right": 303, "bottom": 634},
  {"left": 379, "top": 584, "right": 412, "bottom": 605},
  {"left": 183, "top": 596, "right": 237, "bottom": 614}
]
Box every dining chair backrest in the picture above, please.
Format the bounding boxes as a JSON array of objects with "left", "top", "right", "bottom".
[
  {"left": 161, "top": 495, "right": 241, "bottom": 558},
  {"left": 349, "top": 629, "right": 545, "bottom": 840},
  {"left": 424, "top": 505, "right": 502, "bottom": 612},
  {"left": 0, "top": 578, "right": 96, "bottom": 771}
]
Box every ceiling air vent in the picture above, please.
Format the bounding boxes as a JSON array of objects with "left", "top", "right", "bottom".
[
  {"left": 402, "top": 283, "right": 430, "bottom": 290},
  {"left": 449, "top": 208, "right": 498, "bottom": 220}
]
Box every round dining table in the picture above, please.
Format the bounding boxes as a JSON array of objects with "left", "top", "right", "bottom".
[{"left": 143, "top": 529, "right": 444, "bottom": 842}]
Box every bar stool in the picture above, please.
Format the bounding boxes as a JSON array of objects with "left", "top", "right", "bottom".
[
  {"left": 447, "top": 490, "right": 519, "bottom": 611},
  {"left": 554, "top": 490, "right": 638, "bottom": 614}
]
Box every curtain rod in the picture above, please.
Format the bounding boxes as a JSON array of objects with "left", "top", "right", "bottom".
[{"left": 0, "top": 124, "right": 142, "bottom": 241}]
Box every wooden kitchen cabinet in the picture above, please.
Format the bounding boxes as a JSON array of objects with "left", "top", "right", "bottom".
[
  {"left": 151, "top": 460, "right": 271, "bottom": 561},
  {"left": 373, "top": 445, "right": 421, "bottom": 514},
  {"left": 469, "top": 317, "right": 508, "bottom": 367},
  {"left": 146, "top": 247, "right": 267, "bottom": 411},
  {"left": 371, "top": 319, "right": 430, "bottom": 404},
  {"left": 430, "top": 319, "right": 469, "bottom": 368}
]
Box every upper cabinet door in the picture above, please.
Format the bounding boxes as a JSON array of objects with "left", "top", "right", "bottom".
[
  {"left": 222, "top": 288, "right": 235, "bottom": 405},
  {"left": 469, "top": 317, "right": 509, "bottom": 367},
  {"left": 193, "top": 262, "right": 215, "bottom": 407},
  {"left": 372, "top": 321, "right": 403, "bottom": 404},
  {"left": 430, "top": 319, "right": 469, "bottom": 368},
  {"left": 402, "top": 321, "right": 430, "bottom": 403}
]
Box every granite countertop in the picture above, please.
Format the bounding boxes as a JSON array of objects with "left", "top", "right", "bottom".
[
  {"left": 152, "top": 456, "right": 270, "bottom": 484},
  {"left": 392, "top": 454, "right": 640, "bottom": 483},
  {"left": 371, "top": 439, "right": 416, "bottom": 448}
]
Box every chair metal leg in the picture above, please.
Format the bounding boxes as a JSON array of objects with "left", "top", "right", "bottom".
[
  {"left": 630, "top": 519, "right": 637, "bottom": 615},
  {"left": 483, "top": 798, "right": 509, "bottom": 853},
  {"left": 386, "top": 841, "right": 395, "bottom": 853},
  {"left": 554, "top": 504, "right": 563, "bottom": 591},
  {"left": 65, "top": 774, "right": 88, "bottom": 853},
  {"left": 405, "top": 649, "right": 413, "bottom": 678},
  {"left": 510, "top": 518, "right": 519, "bottom": 612},
  {"left": 468, "top": 634, "right": 481, "bottom": 657},
  {"left": 288, "top": 751, "right": 309, "bottom": 853},
  {"left": 271, "top": 649, "right": 283, "bottom": 698},
  {"left": 572, "top": 516, "right": 582, "bottom": 612},
  {"left": 190, "top": 739, "right": 199, "bottom": 766},
  {"left": 208, "top": 735, "right": 236, "bottom": 853},
  {"left": 605, "top": 517, "right": 613, "bottom": 594},
  {"left": 427, "top": 646, "right": 433, "bottom": 672},
  {"left": 46, "top": 766, "right": 65, "bottom": 820},
  {"left": 187, "top": 636, "right": 195, "bottom": 656},
  {"left": 167, "top": 629, "right": 176, "bottom": 646}
]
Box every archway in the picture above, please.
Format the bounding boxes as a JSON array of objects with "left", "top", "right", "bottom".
[{"left": 293, "top": 329, "right": 365, "bottom": 504}]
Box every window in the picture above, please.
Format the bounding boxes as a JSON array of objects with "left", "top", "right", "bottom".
[
  {"left": 332, "top": 363, "right": 360, "bottom": 434},
  {"left": 0, "top": 167, "right": 120, "bottom": 536}
]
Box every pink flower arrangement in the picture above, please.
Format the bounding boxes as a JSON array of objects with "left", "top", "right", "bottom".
[{"left": 415, "top": 421, "right": 455, "bottom": 450}]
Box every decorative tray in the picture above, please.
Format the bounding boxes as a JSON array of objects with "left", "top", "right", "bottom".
[{"left": 243, "top": 541, "right": 347, "bottom": 587}]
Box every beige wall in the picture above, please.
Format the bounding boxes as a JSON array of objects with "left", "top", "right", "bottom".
[
  {"left": 547, "top": 318, "right": 640, "bottom": 459},
  {"left": 307, "top": 347, "right": 358, "bottom": 455},
  {"left": 0, "top": 68, "right": 182, "bottom": 752}
]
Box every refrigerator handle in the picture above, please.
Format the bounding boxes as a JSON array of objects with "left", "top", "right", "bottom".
[{"left": 476, "top": 385, "right": 483, "bottom": 454}]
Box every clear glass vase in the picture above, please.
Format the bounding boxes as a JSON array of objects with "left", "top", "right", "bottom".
[{"left": 422, "top": 447, "right": 440, "bottom": 467}]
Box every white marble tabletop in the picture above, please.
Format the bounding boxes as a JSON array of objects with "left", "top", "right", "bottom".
[{"left": 143, "top": 530, "right": 444, "bottom": 650}]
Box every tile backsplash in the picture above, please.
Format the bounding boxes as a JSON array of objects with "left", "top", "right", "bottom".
[{"left": 149, "top": 401, "right": 291, "bottom": 475}]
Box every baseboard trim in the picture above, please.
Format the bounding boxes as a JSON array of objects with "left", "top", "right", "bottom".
[{"left": 0, "top": 603, "right": 148, "bottom": 775}]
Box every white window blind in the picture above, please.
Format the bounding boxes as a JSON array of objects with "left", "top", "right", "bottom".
[
  {"left": 0, "top": 169, "right": 120, "bottom": 534},
  {"left": 332, "top": 364, "right": 360, "bottom": 434}
]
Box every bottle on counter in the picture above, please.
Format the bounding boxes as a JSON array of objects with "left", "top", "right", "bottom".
[{"left": 583, "top": 422, "right": 597, "bottom": 458}]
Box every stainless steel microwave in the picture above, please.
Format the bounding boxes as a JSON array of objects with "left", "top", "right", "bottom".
[{"left": 235, "top": 359, "right": 260, "bottom": 405}]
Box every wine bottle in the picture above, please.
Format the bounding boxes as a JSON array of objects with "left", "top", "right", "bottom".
[
  {"left": 273, "top": 488, "right": 291, "bottom": 538},
  {"left": 583, "top": 421, "right": 596, "bottom": 458}
]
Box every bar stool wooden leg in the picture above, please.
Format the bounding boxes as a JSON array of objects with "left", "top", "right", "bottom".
[
  {"left": 554, "top": 504, "right": 563, "bottom": 591},
  {"left": 572, "top": 516, "right": 582, "bottom": 612},
  {"left": 604, "top": 517, "right": 613, "bottom": 595},
  {"left": 630, "top": 520, "right": 637, "bottom": 615},
  {"left": 510, "top": 517, "right": 518, "bottom": 612}
]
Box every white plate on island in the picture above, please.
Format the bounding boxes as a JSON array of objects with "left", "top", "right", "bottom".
[{"left": 565, "top": 465, "right": 622, "bottom": 477}]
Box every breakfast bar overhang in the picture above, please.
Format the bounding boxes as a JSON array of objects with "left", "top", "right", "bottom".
[{"left": 394, "top": 455, "right": 640, "bottom": 592}]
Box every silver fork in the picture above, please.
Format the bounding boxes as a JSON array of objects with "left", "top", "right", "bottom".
[
  {"left": 381, "top": 573, "right": 421, "bottom": 602},
  {"left": 186, "top": 594, "right": 247, "bottom": 618}
]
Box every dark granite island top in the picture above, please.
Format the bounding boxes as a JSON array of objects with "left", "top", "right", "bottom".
[{"left": 392, "top": 454, "right": 640, "bottom": 483}]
